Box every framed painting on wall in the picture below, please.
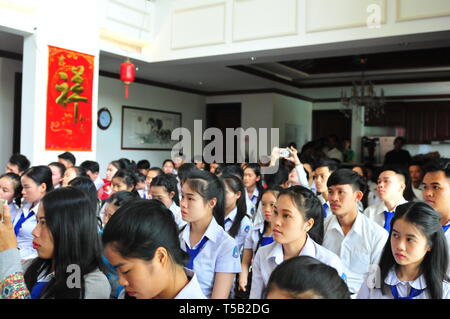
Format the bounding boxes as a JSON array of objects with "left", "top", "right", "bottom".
[{"left": 121, "top": 106, "right": 182, "bottom": 150}]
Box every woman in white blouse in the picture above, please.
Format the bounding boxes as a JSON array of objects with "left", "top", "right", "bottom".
[{"left": 357, "top": 201, "right": 450, "bottom": 299}]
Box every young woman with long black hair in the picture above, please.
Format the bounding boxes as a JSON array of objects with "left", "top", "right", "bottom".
[
  {"left": 0, "top": 187, "right": 110, "bottom": 298},
  {"left": 15, "top": 166, "right": 53, "bottom": 260},
  {"left": 249, "top": 185, "right": 346, "bottom": 299},
  {"left": 179, "top": 170, "right": 241, "bottom": 298},
  {"left": 357, "top": 201, "right": 449, "bottom": 299},
  {"left": 221, "top": 174, "right": 251, "bottom": 250}
]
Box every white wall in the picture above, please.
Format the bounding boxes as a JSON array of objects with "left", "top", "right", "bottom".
[
  {"left": 0, "top": 58, "right": 22, "bottom": 169},
  {"left": 123, "top": 0, "right": 450, "bottom": 64},
  {"left": 96, "top": 76, "right": 206, "bottom": 176},
  {"left": 273, "top": 94, "right": 312, "bottom": 147}
]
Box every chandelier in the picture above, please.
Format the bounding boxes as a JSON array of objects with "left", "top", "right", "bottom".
[{"left": 340, "top": 58, "right": 386, "bottom": 122}]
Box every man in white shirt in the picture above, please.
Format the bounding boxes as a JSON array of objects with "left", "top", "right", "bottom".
[
  {"left": 313, "top": 158, "right": 339, "bottom": 219},
  {"left": 409, "top": 161, "right": 424, "bottom": 200},
  {"left": 421, "top": 158, "right": 450, "bottom": 272},
  {"left": 323, "top": 169, "right": 388, "bottom": 295},
  {"left": 363, "top": 168, "right": 408, "bottom": 232}
]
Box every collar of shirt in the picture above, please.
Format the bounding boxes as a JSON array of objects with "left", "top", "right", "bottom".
[
  {"left": 22, "top": 202, "right": 40, "bottom": 218},
  {"left": 170, "top": 201, "right": 180, "bottom": 213},
  {"left": 182, "top": 217, "right": 220, "bottom": 248},
  {"left": 327, "top": 211, "right": 364, "bottom": 237},
  {"left": 225, "top": 207, "right": 238, "bottom": 224},
  {"left": 317, "top": 194, "right": 330, "bottom": 206},
  {"left": 384, "top": 268, "right": 427, "bottom": 290},
  {"left": 246, "top": 188, "right": 259, "bottom": 202},
  {"left": 269, "top": 235, "right": 316, "bottom": 265},
  {"left": 175, "top": 268, "right": 206, "bottom": 299},
  {"left": 377, "top": 197, "right": 408, "bottom": 215}
]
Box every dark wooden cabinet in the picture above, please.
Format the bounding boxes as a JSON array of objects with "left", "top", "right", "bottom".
[{"left": 365, "top": 101, "right": 450, "bottom": 144}]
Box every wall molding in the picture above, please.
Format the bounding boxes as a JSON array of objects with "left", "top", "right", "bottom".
[
  {"left": 99, "top": 70, "right": 450, "bottom": 104},
  {"left": 232, "top": 0, "right": 298, "bottom": 42},
  {"left": 396, "top": 0, "right": 450, "bottom": 22},
  {"left": 171, "top": 2, "right": 226, "bottom": 50}
]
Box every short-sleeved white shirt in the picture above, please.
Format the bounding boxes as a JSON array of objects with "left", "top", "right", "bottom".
[
  {"left": 224, "top": 207, "right": 252, "bottom": 251},
  {"left": 357, "top": 268, "right": 450, "bottom": 299},
  {"left": 13, "top": 202, "right": 38, "bottom": 260},
  {"left": 179, "top": 217, "right": 242, "bottom": 298},
  {"left": 249, "top": 235, "right": 346, "bottom": 299}
]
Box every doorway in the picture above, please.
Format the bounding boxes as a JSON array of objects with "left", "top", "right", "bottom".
[{"left": 205, "top": 103, "right": 242, "bottom": 163}]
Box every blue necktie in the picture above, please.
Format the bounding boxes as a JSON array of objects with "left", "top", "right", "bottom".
[
  {"left": 14, "top": 211, "right": 35, "bottom": 236},
  {"left": 443, "top": 224, "right": 450, "bottom": 233},
  {"left": 323, "top": 203, "right": 328, "bottom": 218},
  {"left": 30, "top": 281, "right": 49, "bottom": 299},
  {"left": 390, "top": 285, "right": 425, "bottom": 299},
  {"left": 383, "top": 211, "right": 395, "bottom": 232},
  {"left": 185, "top": 237, "right": 209, "bottom": 270}
]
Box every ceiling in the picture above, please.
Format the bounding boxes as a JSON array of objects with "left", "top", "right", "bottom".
[{"left": 2, "top": 28, "right": 450, "bottom": 101}]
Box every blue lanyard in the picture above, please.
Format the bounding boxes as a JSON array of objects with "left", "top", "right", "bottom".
[
  {"left": 185, "top": 237, "right": 209, "bottom": 270},
  {"left": 390, "top": 285, "right": 424, "bottom": 299},
  {"left": 14, "top": 211, "right": 35, "bottom": 236},
  {"left": 30, "top": 281, "right": 49, "bottom": 299},
  {"left": 383, "top": 211, "right": 395, "bottom": 232}
]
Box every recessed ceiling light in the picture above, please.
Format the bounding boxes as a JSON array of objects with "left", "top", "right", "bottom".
[
  {"left": 135, "top": 66, "right": 139, "bottom": 71},
  {"left": 198, "top": 81, "right": 203, "bottom": 85},
  {"left": 250, "top": 57, "right": 256, "bottom": 61}
]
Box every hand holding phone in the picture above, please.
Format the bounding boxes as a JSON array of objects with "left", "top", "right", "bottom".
[{"left": 279, "top": 148, "right": 290, "bottom": 158}]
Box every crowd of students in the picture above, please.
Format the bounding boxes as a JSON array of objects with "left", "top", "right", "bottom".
[{"left": 0, "top": 144, "right": 449, "bottom": 299}]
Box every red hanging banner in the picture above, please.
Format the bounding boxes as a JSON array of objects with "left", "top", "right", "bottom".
[{"left": 45, "top": 45, "right": 94, "bottom": 151}]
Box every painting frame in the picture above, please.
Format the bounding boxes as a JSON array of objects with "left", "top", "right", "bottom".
[{"left": 121, "top": 105, "right": 182, "bottom": 151}]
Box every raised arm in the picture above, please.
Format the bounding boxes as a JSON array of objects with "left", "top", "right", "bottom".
[{"left": 0, "top": 203, "right": 30, "bottom": 299}]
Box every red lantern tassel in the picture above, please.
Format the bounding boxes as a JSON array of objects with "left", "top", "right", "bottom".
[{"left": 124, "top": 84, "right": 129, "bottom": 99}]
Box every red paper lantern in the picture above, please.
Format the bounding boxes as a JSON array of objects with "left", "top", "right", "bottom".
[{"left": 120, "top": 60, "right": 135, "bottom": 99}]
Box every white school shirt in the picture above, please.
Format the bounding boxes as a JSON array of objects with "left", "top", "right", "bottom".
[
  {"left": 318, "top": 194, "right": 332, "bottom": 218},
  {"left": 245, "top": 188, "right": 259, "bottom": 219},
  {"left": 175, "top": 268, "right": 207, "bottom": 299},
  {"left": 179, "top": 217, "right": 242, "bottom": 298},
  {"left": 117, "top": 267, "right": 205, "bottom": 299},
  {"left": 13, "top": 202, "right": 39, "bottom": 260},
  {"left": 357, "top": 268, "right": 450, "bottom": 299},
  {"left": 169, "top": 201, "right": 187, "bottom": 229},
  {"left": 224, "top": 207, "right": 252, "bottom": 251},
  {"left": 244, "top": 221, "right": 266, "bottom": 252},
  {"left": 137, "top": 188, "right": 148, "bottom": 199},
  {"left": 412, "top": 186, "right": 423, "bottom": 200},
  {"left": 8, "top": 202, "right": 21, "bottom": 223},
  {"left": 94, "top": 176, "right": 105, "bottom": 191},
  {"left": 323, "top": 212, "right": 389, "bottom": 294},
  {"left": 444, "top": 221, "right": 450, "bottom": 274},
  {"left": 249, "top": 235, "right": 346, "bottom": 299},
  {"left": 363, "top": 197, "right": 408, "bottom": 228}
]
